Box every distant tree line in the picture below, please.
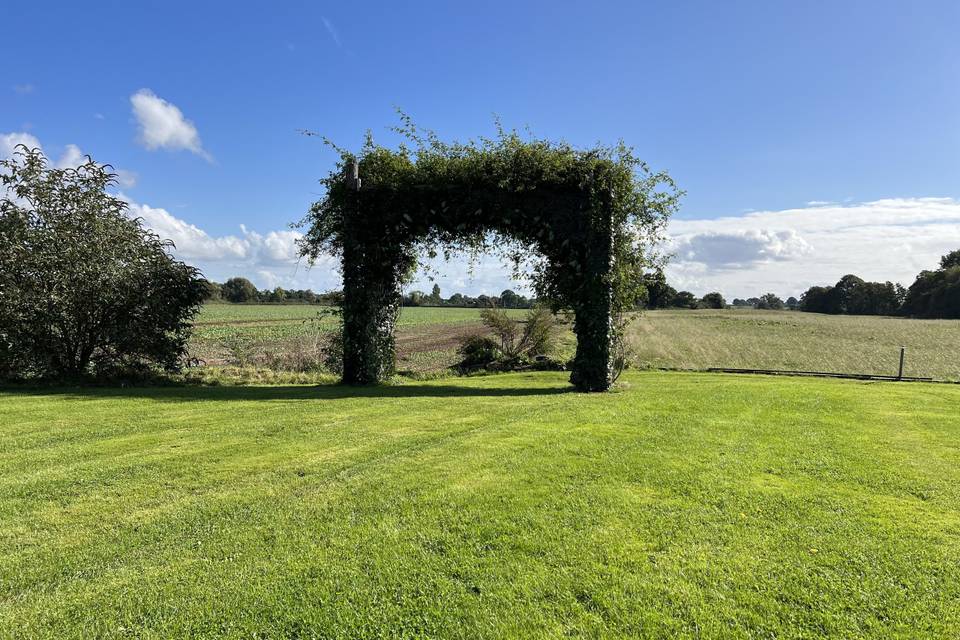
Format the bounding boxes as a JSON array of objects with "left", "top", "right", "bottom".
[
  {"left": 634, "top": 249, "right": 960, "bottom": 319},
  {"left": 636, "top": 270, "right": 745, "bottom": 310},
  {"left": 206, "top": 279, "right": 536, "bottom": 309},
  {"left": 798, "top": 251, "right": 959, "bottom": 318},
  {"left": 204, "top": 277, "right": 342, "bottom": 305},
  {"left": 401, "top": 284, "right": 535, "bottom": 309},
  {"left": 798, "top": 275, "right": 904, "bottom": 316}
]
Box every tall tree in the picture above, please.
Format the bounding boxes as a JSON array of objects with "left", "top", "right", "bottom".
[
  {"left": 755, "top": 293, "right": 784, "bottom": 310},
  {"left": 902, "top": 249, "right": 960, "bottom": 318},
  {"left": 221, "top": 277, "right": 259, "bottom": 303},
  {"left": 700, "top": 292, "right": 725, "bottom": 309}
]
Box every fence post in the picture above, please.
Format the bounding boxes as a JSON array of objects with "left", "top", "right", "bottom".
[{"left": 898, "top": 346, "right": 905, "bottom": 380}]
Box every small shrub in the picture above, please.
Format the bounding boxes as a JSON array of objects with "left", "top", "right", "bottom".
[
  {"left": 523, "top": 306, "right": 560, "bottom": 357},
  {"left": 456, "top": 335, "right": 501, "bottom": 369},
  {"left": 457, "top": 305, "right": 562, "bottom": 372}
]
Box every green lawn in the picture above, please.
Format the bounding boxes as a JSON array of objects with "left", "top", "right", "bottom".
[{"left": 3, "top": 372, "right": 959, "bottom": 638}]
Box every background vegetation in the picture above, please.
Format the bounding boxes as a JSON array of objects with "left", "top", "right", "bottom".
[{"left": 186, "top": 304, "right": 960, "bottom": 382}]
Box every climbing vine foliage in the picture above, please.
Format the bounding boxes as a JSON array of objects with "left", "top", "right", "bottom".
[{"left": 300, "top": 119, "right": 681, "bottom": 391}]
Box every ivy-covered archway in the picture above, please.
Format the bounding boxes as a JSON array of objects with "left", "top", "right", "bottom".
[{"left": 300, "top": 122, "right": 680, "bottom": 391}]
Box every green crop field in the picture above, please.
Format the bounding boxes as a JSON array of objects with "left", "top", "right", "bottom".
[
  {"left": 188, "top": 305, "right": 530, "bottom": 373},
  {"left": 187, "top": 305, "right": 960, "bottom": 381},
  {"left": 2, "top": 371, "right": 959, "bottom": 638},
  {"left": 194, "top": 304, "right": 520, "bottom": 329}
]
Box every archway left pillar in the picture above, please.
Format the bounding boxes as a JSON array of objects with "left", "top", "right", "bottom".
[{"left": 340, "top": 161, "right": 402, "bottom": 384}]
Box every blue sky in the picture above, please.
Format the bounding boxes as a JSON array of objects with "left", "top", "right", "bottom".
[{"left": 3, "top": 0, "right": 959, "bottom": 298}]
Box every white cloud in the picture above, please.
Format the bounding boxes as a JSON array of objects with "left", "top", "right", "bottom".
[
  {"left": 52, "top": 143, "right": 137, "bottom": 187},
  {"left": 667, "top": 198, "right": 960, "bottom": 298},
  {"left": 5, "top": 129, "right": 958, "bottom": 301},
  {"left": 672, "top": 229, "right": 811, "bottom": 268},
  {"left": 13, "top": 84, "right": 34, "bottom": 95},
  {"left": 407, "top": 253, "right": 531, "bottom": 297},
  {"left": 0, "top": 132, "right": 42, "bottom": 159},
  {"left": 122, "top": 197, "right": 338, "bottom": 290},
  {"left": 55, "top": 144, "right": 85, "bottom": 169},
  {"left": 114, "top": 169, "right": 138, "bottom": 189},
  {"left": 130, "top": 89, "right": 212, "bottom": 161}
]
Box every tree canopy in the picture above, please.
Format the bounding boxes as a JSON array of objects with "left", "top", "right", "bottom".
[
  {"left": 0, "top": 147, "right": 205, "bottom": 379},
  {"left": 901, "top": 250, "right": 960, "bottom": 319}
]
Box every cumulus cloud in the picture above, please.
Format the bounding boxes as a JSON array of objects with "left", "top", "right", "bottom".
[
  {"left": 121, "top": 198, "right": 523, "bottom": 295},
  {"left": 130, "top": 89, "right": 212, "bottom": 161},
  {"left": 407, "top": 252, "right": 532, "bottom": 297},
  {"left": 47, "top": 142, "right": 137, "bottom": 188},
  {"left": 55, "top": 143, "right": 85, "bottom": 169},
  {"left": 0, "top": 132, "right": 42, "bottom": 158},
  {"left": 122, "top": 197, "right": 338, "bottom": 290},
  {"left": 667, "top": 198, "right": 960, "bottom": 298},
  {"left": 673, "top": 229, "right": 811, "bottom": 268}
]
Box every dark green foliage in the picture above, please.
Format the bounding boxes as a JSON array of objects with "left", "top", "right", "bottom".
[
  {"left": 940, "top": 250, "right": 960, "bottom": 270},
  {"left": 456, "top": 335, "right": 501, "bottom": 369},
  {"left": 201, "top": 280, "right": 222, "bottom": 301},
  {"left": 755, "top": 293, "right": 785, "bottom": 310},
  {"left": 457, "top": 305, "right": 561, "bottom": 372},
  {"left": 700, "top": 292, "right": 725, "bottom": 309},
  {"left": 902, "top": 252, "right": 960, "bottom": 319},
  {"left": 638, "top": 270, "right": 676, "bottom": 309},
  {"left": 800, "top": 286, "right": 834, "bottom": 313},
  {"left": 672, "top": 291, "right": 699, "bottom": 309},
  {"left": 300, "top": 117, "right": 680, "bottom": 390},
  {"left": 0, "top": 147, "right": 205, "bottom": 380},
  {"left": 498, "top": 289, "right": 521, "bottom": 308},
  {"left": 321, "top": 328, "right": 344, "bottom": 375},
  {"left": 800, "top": 275, "right": 905, "bottom": 316},
  {"left": 221, "top": 277, "right": 259, "bottom": 303}
]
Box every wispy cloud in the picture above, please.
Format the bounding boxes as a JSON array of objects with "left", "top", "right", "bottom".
[
  {"left": 130, "top": 89, "right": 213, "bottom": 162},
  {"left": 321, "top": 17, "right": 342, "bottom": 47},
  {"left": 12, "top": 84, "right": 34, "bottom": 95}
]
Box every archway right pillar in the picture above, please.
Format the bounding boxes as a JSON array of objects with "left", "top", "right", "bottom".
[{"left": 568, "top": 198, "right": 615, "bottom": 392}]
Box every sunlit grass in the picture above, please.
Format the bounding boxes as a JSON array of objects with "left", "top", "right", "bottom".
[{"left": 2, "top": 371, "right": 959, "bottom": 638}]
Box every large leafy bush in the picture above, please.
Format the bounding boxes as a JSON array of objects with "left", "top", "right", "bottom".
[{"left": 0, "top": 147, "right": 206, "bottom": 379}]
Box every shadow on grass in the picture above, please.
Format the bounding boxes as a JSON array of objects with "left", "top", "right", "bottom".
[{"left": 1, "top": 380, "right": 576, "bottom": 402}]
